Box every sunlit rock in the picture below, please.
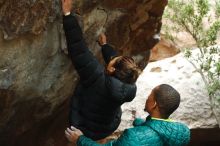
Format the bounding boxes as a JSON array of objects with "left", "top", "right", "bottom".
[{"left": 120, "top": 50, "right": 220, "bottom": 131}]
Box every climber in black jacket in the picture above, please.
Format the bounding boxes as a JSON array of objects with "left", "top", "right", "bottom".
[{"left": 61, "top": 0, "right": 142, "bottom": 140}]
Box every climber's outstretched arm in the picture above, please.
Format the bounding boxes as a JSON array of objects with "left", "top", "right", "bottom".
[
  {"left": 61, "top": 0, "right": 102, "bottom": 86},
  {"left": 62, "top": 0, "right": 85, "bottom": 56}
]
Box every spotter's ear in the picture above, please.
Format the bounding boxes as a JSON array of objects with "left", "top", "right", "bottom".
[{"left": 152, "top": 101, "right": 157, "bottom": 109}]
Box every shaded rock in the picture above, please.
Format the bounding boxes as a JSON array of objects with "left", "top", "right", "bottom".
[
  {"left": 0, "top": 0, "right": 167, "bottom": 145},
  {"left": 0, "top": 23, "right": 76, "bottom": 145},
  {"left": 150, "top": 36, "right": 180, "bottom": 61},
  {"left": 0, "top": 0, "right": 168, "bottom": 67},
  {"left": 0, "top": 68, "right": 14, "bottom": 89},
  {"left": 0, "top": 0, "right": 60, "bottom": 39}
]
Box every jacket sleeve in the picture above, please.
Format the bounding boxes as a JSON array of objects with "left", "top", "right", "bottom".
[
  {"left": 63, "top": 14, "right": 103, "bottom": 86},
  {"left": 105, "top": 77, "right": 137, "bottom": 103},
  {"left": 77, "top": 129, "right": 136, "bottom": 146},
  {"left": 101, "top": 44, "right": 117, "bottom": 64},
  {"left": 77, "top": 135, "right": 112, "bottom": 146}
]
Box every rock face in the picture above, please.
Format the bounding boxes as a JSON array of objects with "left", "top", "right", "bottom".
[
  {"left": 0, "top": 0, "right": 168, "bottom": 146},
  {"left": 0, "top": 0, "right": 169, "bottom": 66},
  {"left": 0, "top": 0, "right": 60, "bottom": 39},
  {"left": 119, "top": 50, "right": 220, "bottom": 131},
  {"left": 150, "top": 36, "right": 180, "bottom": 61},
  {"left": 0, "top": 23, "right": 76, "bottom": 146}
]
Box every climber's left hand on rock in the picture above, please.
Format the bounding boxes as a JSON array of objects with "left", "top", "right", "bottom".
[{"left": 61, "top": 0, "right": 73, "bottom": 15}]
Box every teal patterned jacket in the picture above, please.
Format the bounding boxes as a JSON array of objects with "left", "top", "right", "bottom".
[{"left": 77, "top": 117, "right": 190, "bottom": 146}]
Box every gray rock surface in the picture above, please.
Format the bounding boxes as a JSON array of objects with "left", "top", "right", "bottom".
[{"left": 0, "top": 0, "right": 168, "bottom": 145}]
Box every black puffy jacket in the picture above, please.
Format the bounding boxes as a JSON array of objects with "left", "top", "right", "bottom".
[{"left": 63, "top": 14, "right": 137, "bottom": 140}]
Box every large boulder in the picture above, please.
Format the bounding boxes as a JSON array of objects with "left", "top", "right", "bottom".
[
  {"left": 120, "top": 50, "right": 220, "bottom": 131},
  {"left": 0, "top": 0, "right": 168, "bottom": 145},
  {"left": 150, "top": 36, "right": 180, "bottom": 61}
]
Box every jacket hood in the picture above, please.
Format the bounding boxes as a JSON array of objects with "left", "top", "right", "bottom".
[
  {"left": 146, "top": 119, "right": 190, "bottom": 146},
  {"left": 105, "top": 76, "right": 137, "bottom": 102}
]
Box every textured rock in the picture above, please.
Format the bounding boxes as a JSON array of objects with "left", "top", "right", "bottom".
[
  {"left": 0, "top": 0, "right": 168, "bottom": 146},
  {"left": 150, "top": 36, "right": 180, "bottom": 61},
  {"left": 0, "top": 23, "right": 76, "bottom": 146},
  {"left": 119, "top": 50, "right": 220, "bottom": 131},
  {"left": 0, "top": 0, "right": 60, "bottom": 39},
  {"left": 0, "top": 0, "right": 169, "bottom": 68}
]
